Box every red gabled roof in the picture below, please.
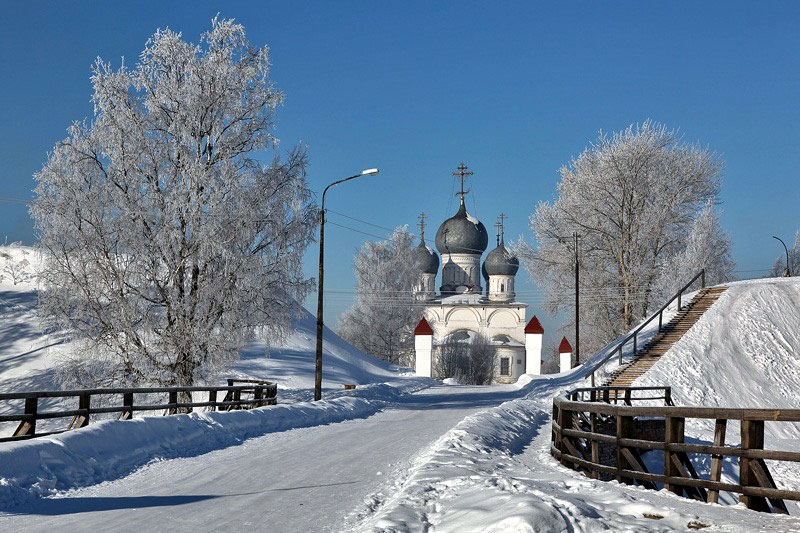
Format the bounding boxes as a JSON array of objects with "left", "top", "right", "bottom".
[
  {"left": 559, "top": 336, "right": 572, "bottom": 353},
  {"left": 524, "top": 316, "right": 544, "bottom": 334},
  {"left": 414, "top": 317, "right": 434, "bottom": 336}
]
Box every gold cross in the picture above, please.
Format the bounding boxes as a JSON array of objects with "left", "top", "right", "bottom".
[{"left": 418, "top": 212, "right": 427, "bottom": 240}]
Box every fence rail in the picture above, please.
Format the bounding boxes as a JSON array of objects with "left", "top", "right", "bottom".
[
  {"left": 552, "top": 385, "right": 800, "bottom": 513},
  {"left": 0, "top": 380, "right": 277, "bottom": 443},
  {"left": 584, "top": 270, "right": 706, "bottom": 386}
]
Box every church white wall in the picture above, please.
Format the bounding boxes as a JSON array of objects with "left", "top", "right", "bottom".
[
  {"left": 423, "top": 302, "right": 527, "bottom": 382},
  {"left": 525, "top": 332, "right": 543, "bottom": 375},
  {"left": 414, "top": 334, "right": 433, "bottom": 377},
  {"left": 559, "top": 350, "right": 572, "bottom": 373},
  {"left": 488, "top": 274, "right": 515, "bottom": 302},
  {"left": 440, "top": 253, "right": 482, "bottom": 293}
]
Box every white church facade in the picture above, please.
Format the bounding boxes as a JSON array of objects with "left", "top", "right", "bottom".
[{"left": 411, "top": 163, "right": 556, "bottom": 383}]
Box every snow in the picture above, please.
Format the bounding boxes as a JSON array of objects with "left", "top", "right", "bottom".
[{"left": 2, "top": 256, "right": 800, "bottom": 531}]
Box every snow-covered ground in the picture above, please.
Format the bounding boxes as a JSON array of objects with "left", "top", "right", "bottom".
[{"left": 2, "top": 245, "right": 800, "bottom": 531}]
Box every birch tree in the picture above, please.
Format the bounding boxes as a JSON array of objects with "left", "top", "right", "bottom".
[
  {"left": 651, "top": 200, "right": 735, "bottom": 304},
  {"left": 337, "top": 228, "right": 420, "bottom": 366},
  {"left": 518, "top": 121, "right": 726, "bottom": 357},
  {"left": 31, "top": 17, "right": 316, "bottom": 387}
]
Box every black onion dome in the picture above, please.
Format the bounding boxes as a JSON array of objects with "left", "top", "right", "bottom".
[
  {"left": 434, "top": 202, "right": 489, "bottom": 255},
  {"left": 482, "top": 261, "right": 489, "bottom": 281},
  {"left": 483, "top": 243, "right": 519, "bottom": 276},
  {"left": 411, "top": 240, "right": 439, "bottom": 274}
]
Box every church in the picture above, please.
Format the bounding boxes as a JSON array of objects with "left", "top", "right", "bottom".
[{"left": 411, "top": 163, "right": 545, "bottom": 384}]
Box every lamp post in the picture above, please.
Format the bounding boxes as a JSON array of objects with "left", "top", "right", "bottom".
[
  {"left": 773, "top": 235, "right": 792, "bottom": 277},
  {"left": 315, "top": 168, "right": 380, "bottom": 401}
]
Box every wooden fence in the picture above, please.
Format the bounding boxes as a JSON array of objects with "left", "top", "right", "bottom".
[
  {"left": 552, "top": 386, "right": 800, "bottom": 514},
  {"left": 0, "top": 380, "right": 277, "bottom": 443}
]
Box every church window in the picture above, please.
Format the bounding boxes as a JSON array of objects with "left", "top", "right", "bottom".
[
  {"left": 500, "top": 358, "right": 510, "bottom": 376},
  {"left": 500, "top": 282, "right": 504, "bottom": 292}
]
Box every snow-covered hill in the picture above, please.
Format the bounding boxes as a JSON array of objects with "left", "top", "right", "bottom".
[{"left": 0, "top": 245, "right": 404, "bottom": 396}]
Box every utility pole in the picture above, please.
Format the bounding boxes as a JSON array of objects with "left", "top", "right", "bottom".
[
  {"left": 558, "top": 232, "right": 580, "bottom": 368},
  {"left": 573, "top": 232, "right": 579, "bottom": 368},
  {"left": 315, "top": 168, "right": 380, "bottom": 401}
]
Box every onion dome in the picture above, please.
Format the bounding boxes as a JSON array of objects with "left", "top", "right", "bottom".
[
  {"left": 482, "top": 261, "right": 489, "bottom": 281},
  {"left": 411, "top": 240, "right": 439, "bottom": 274},
  {"left": 483, "top": 242, "right": 519, "bottom": 276},
  {"left": 434, "top": 201, "right": 489, "bottom": 255}
]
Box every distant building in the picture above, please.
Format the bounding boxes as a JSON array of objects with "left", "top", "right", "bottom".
[{"left": 412, "top": 163, "right": 543, "bottom": 383}]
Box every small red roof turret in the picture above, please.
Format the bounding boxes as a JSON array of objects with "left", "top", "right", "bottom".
[
  {"left": 414, "top": 317, "right": 434, "bottom": 336},
  {"left": 524, "top": 316, "right": 544, "bottom": 334},
  {"left": 559, "top": 337, "right": 572, "bottom": 353}
]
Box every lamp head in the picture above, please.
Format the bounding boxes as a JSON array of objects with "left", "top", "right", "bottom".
[{"left": 361, "top": 168, "right": 380, "bottom": 176}]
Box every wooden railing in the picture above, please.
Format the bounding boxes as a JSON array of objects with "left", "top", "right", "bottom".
[
  {"left": 0, "top": 381, "right": 277, "bottom": 443},
  {"left": 552, "top": 386, "right": 800, "bottom": 514},
  {"left": 584, "top": 270, "right": 706, "bottom": 386}
]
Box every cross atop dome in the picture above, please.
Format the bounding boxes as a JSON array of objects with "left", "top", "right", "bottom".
[
  {"left": 418, "top": 212, "right": 427, "bottom": 242},
  {"left": 451, "top": 162, "right": 474, "bottom": 205},
  {"left": 497, "top": 213, "right": 507, "bottom": 244}
]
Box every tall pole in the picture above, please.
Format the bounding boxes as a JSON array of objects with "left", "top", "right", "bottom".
[
  {"left": 773, "top": 235, "right": 791, "bottom": 277},
  {"left": 315, "top": 169, "right": 379, "bottom": 402},
  {"left": 574, "top": 232, "right": 580, "bottom": 368}
]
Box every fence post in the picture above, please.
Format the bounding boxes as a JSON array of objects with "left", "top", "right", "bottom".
[
  {"left": 618, "top": 345, "right": 623, "bottom": 365},
  {"left": 167, "top": 391, "right": 178, "bottom": 415},
  {"left": 659, "top": 311, "right": 663, "bottom": 332},
  {"left": 119, "top": 392, "right": 134, "bottom": 420},
  {"left": 740, "top": 420, "right": 770, "bottom": 512},
  {"left": 253, "top": 387, "right": 263, "bottom": 408},
  {"left": 616, "top": 414, "right": 635, "bottom": 484},
  {"left": 677, "top": 292, "right": 682, "bottom": 311},
  {"left": 701, "top": 269, "right": 706, "bottom": 289},
  {"left": 633, "top": 333, "right": 637, "bottom": 355},
  {"left": 13, "top": 397, "right": 38, "bottom": 437},
  {"left": 590, "top": 411, "right": 599, "bottom": 479},
  {"left": 664, "top": 416, "right": 685, "bottom": 495},
  {"left": 208, "top": 389, "right": 217, "bottom": 411},
  {"left": 68, "top": 393, "right": 91, "bottom": 429}
]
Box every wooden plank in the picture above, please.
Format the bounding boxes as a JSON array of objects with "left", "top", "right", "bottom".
[
  {"left": 620, "top": 447, "right": 657, "bottom": 490},
  {"left": 708, "top": 419, "right": 727, "bottom": 503},
  {"left": 750, "top": 459, "right": 789, "bottom": 514}
]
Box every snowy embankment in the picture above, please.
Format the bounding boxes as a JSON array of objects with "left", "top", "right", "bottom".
[
  {"left": 355, "top": 278, "right": 800, "bottom": 531},
  {"left": 0, "top": 245, "right": 435, "bottom": 506}
]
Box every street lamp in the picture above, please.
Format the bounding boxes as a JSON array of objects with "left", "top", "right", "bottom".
[
  {"left": 314, "top": 168, "right": 380, "bottom": 401},
  {"left": 773, "top": 235, "right": 792, "bottom": 277}
]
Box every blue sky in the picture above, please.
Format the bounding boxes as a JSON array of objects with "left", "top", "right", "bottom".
[{"left": 1, "top": 2, "right": 798, "bottom": 334}]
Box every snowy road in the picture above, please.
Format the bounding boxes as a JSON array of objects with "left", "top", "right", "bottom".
[{"left": 0, "top": 385, "right": 525, "bottom": 532}]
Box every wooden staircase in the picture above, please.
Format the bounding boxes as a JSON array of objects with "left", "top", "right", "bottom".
[{"left": 604, "top": 287, "right": 727, "bottom": 387}]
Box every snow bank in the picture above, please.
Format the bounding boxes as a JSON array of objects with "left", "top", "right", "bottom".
[
  {"left": 0, "top": 395, "right": 384, "bottom": 507},
  {"left": 359, "top": 393, "right": 800, "bottom": 532}
]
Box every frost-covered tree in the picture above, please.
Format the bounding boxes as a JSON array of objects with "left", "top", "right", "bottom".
[
  {"left": 337, "top": 228, "right": 420, "bottom": 366},
  {"left": 651, "top": 201, "right": 735, "bottom": 304},
  {"left": 31, "top": 18, "right": 316, "bottom": 387},
  {"left": 433, "top": 331, "right": 495, "bottom": 385},
  {"left": 0, "top": 244, "right": 32, "bottom": 285},
  {"left": 769, "top": 232, "right": 800, "bottom": 277},
  {"left": 518, "top": 121, "right": 724, "bottom": 358}
]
